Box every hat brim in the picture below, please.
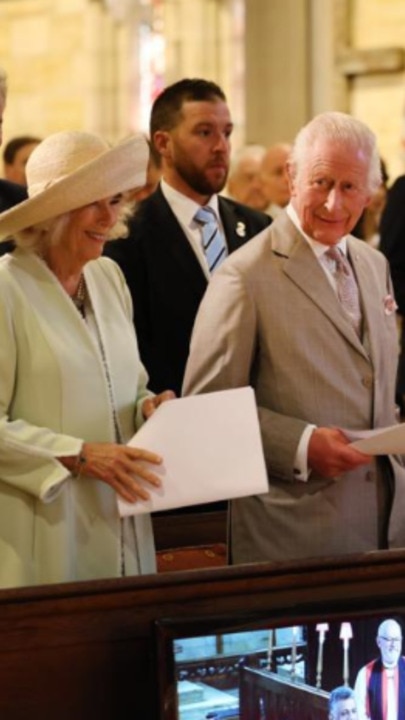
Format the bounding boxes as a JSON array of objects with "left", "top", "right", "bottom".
[{"left": 0, "top": 133, "right": 148, "bottom": 241}]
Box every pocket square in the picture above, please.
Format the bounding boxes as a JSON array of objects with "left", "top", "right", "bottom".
[{"left": 383, "top": 294, "right": 398, "bottom": 315}]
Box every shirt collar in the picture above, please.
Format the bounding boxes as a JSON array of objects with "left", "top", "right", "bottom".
[
  {"left": 286, "top": 202, "right": 348, "bottom": 260},
  {"left": 160, "top": 179, "right": 220, "bottom": 226}
]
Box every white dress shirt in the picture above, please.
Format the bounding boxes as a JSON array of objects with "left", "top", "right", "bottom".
[{"left": 160, "top": 179, "right": 224, "bottom": 280}]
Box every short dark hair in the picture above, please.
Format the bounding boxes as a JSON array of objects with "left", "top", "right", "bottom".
[
  {"left": 149, "top": 78, "right": 226, "bottom": 141},
  {"left": 3, "top": 135, "right": 41, "bottom": 165},
  {"left": 144, "top": 137, "right": 162, "bottom": 170},
  {"left": 329, "top": 686, "right": 356, "bottom": 716}
]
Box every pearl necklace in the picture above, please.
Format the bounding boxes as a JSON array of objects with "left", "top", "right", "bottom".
[{"left": 71, "top": 274, "right": 87, "bottom": 317}]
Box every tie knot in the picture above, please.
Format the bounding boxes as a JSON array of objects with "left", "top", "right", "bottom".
[
  {"left": 195, "top": 206, "right": 217, "bottom": 226},
  {"left": 325, "top": 245, "right": 350, "bottom": 275},
  {"left": 325, "top": 245, "right": 343, "bottom": 263},
  {"left": 324, "top": 244, "right": 362, "bottom": 336}
]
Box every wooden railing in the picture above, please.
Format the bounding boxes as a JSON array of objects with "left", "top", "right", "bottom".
[
  {"left": 175, "top": 643, "right": 307, "bottom": 691},
  {"left": 0, "top": 550, "right": 405, "bottom": 718},
  {"left": 239, "top": 667, "right": 329, "bottom": 720}
]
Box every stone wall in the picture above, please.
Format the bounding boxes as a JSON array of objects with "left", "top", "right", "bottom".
[
  {"left": 0, "top": 0, "right": 134, "bottom": 150},
  {"left": 350, "top": 0, "right": 405, "bottom": 181},
  {"left": 1, "top": 0, "right": 405, "bottom": 181}
]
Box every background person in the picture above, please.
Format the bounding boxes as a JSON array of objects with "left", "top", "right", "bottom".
[
  {"left": 183, "top": 111, "right": 405, "bottom": 565},
  {"left": 260, "top": 141, "right": 292, "bottom": 217},
  {"left": 3, "top": 134, "right": 41, "bottom": 185},
  {"left": 225, "top": 143, "right": 268, "bottom": 211},
  {"left": 128, "top": 140, "right": 162, "bottom": 206},
  {"left": 0, "top": 130, "right": 174, "bottom": 588},
  {"left": 329, "top": 686, "right": 358, "bottom": 720},
  {"left": 354, "top": 619, "right": 405, "bottom": 720},
  {"left": 379, "top": 165, "right": 405, "bottom": 417},
  {"left": 352, "top": 158, "right": 389, "bottom": 248},
  {"left": 104, "top": 78, "right": 271, "bottom": 397},
  {"left": 0, "top": 67, "right": 27, "bottom": 256}
]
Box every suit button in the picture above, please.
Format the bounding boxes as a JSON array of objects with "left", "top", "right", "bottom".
[
  {"left": 362, "top": 376, "right": 373, "bottom": 389},
  {"left": 365, "top": 471, "right": 374, "bottom": 482}
]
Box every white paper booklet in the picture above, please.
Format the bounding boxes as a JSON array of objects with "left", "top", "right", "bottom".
[
  {"left": 345, "top": 423, "right": 405, "bottom": 455},
  {"left": 117, "top": 387, "right": 268, "bottom": 517}
]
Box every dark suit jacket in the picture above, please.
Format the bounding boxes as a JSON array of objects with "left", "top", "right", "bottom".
[
  {"left": 0, "top": 180, "right": 27, "bottom": 256},
  {"left": 104, "top": 186, "right": 271, "bottom": 395},
  {"left": 380, "top": 175, "right": 405, "bottom": 313}
]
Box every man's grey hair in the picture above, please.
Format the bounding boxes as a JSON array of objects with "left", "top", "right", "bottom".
[
  {"left": 290, "top": 111, "right": 382, "bottom": 195},
  {"left": 377, "top": 618, "right": 402, "bottom": 640},
  {"left": 329, "top": 686, "right": 357, "bottom": 718},
  {"left": 228, "top": 144, "right": 266, "bottom": 176}
]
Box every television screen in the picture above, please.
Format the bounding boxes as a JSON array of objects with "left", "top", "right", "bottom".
[{"left": 155, "top": 554, "right": 405, "bottom": 720}]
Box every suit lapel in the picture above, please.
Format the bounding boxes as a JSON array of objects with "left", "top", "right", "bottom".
[
  {"left": 273, "top": 213, "right": 369, "bottom": 357},
  {"left": 347, "top": 237, "right": 381, "bottom": 360},
  {"left": 218, "top": 197, "right": 251, "bottom": 252},
  {"left": 150, "top": 187, "right": 208, "bottom": 296},
  {"left": 347, "top": 238, "right": 379, "bottom": 321}
]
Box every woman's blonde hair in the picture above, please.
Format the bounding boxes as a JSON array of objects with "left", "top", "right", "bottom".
[{"left": 13, "top": 196, "right": 134, "bottom": 253}]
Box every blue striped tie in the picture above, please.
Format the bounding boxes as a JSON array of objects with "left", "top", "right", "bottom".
[{"left": 195, "top": 206, "right": 227, "bottom": 273}]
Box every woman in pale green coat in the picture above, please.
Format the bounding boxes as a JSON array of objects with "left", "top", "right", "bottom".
[{"left": 0, "top": 131, "right": 174, "bottom": 588}]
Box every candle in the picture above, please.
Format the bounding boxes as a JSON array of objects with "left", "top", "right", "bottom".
[
  {"left": 291, "top": 626, "right": 298, "bottom": 680},
  {"left": 339, "top": 622, "right": 353, "bottom": 686},
  {"left": 267, "top": 628, "right": 273, "bottom": 670},
  {"left": 315, "top": 623, "right": 329, "bottom": 688}
]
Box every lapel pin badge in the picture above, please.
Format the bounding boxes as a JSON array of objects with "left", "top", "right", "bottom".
[{"left": 236, "top": 221, "right": 246, "bottom": 238}]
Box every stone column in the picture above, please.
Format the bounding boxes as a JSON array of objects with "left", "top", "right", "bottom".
[
  {"left": 162, "top": 0, "right": 245, "bottom": 146},
  {"left": 309, "top": 0, "right": 350, "bottom": 116},
  {"left": 86, "top": 0, "right": 142, "bottom": 141},
  {"left": 244, "top": 0, "right": 309, "bottom": 145}
]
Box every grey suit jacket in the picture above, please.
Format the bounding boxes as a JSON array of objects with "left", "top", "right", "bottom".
[{"left": 183, "top": 211, "right": 405, "bottom": 564}]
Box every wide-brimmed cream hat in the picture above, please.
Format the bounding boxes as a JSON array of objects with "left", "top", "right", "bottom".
[{"left": 0, "top": 130, "right": 149, "bottom": 240}]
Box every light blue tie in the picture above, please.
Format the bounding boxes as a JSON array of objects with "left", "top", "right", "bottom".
[{"left": 194, "top": 206, "right": 227, "bottom": 273}]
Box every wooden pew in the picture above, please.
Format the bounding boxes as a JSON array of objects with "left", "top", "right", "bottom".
[{"left": 0, "top": 550, "right": 404, "bottom": 719}]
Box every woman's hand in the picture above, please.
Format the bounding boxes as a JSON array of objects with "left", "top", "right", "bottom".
[
  {"left": 60, "top": 442, "right": 163, "bottom": 504},
  {"left": 142, "top": 389, "right": 176, "bottom": 420}
]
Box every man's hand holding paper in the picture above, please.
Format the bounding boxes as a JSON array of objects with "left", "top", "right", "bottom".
[
  {"left": 308, "top": 427, "right": 372, "bottom": 477},
  {"left": 344, "top": 423, "right": 405, "bottom": 455}
]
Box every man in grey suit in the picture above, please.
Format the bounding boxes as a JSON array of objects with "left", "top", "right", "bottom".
[{"left": 183, "top": 111, "right": 405, "bottom": 564}]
